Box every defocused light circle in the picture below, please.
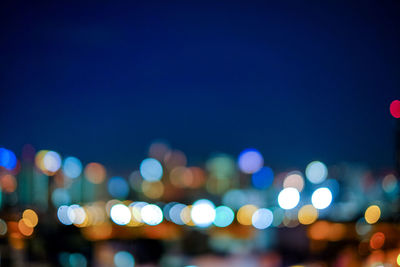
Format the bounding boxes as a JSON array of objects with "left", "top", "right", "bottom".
[
  {"left": 0, "top": 219, "right": 7, "bottom": 235},
  {"left": 252, "top": 208, "right": 273, "bottom": 229},
  {"left": 390, "top": 100, "right": 400, "bottom": 118},
  {"left": 283, "top": 172, "right": 304, "bottom": 192},
  {"left": 169, "top": 203, "right": 186, "bottom": 225},
  {"left": 0, "top": 148, "right": 17, "bottom": 170},
  {"left": 43, "top": 151, "right": 62, "bottom": 173},
  {"left": 191, "top": 199, "right": 216, "bottom": 227},
  {"left": 365, "top": 205, "right": 381, "bottom": 224},
  {"left": 278, "top": 187, "right": 300, "bottom": 210},
  {"left": 370, "top": 232, "right": 385, "bottom": 250},
  {"left": 63, "top": 157, "right": 82, "bottom": 178},
  {"left": 305, "top": 161, "right": 328, "bottom": 184},
  {"left": 114, "top": 251, "right": 135, "bottom": 267},
  {"left": 22, "top": 209, "right": 38, "bottom": 228},
  {"left": 108, "top": 177, "right": 129, "bottom": 199},
  {"left": 67, "top": 205, "right": 86, "bottom": 225},
  {"left": 311, "top": 187, "right": 332, "bottom": 209},
  {"left": 141, "top": 204, "right": 163, "bottom": 226},
  {"left": 355, "top": 218, "right": 372, "bottom": 236},
  {"left": 213, "top": 206, "right": 234, "bottom": 227},
  {"left": 110, "top": 204, "right": 131, "bottom": 225},
  {"left": 237, "top": 204, "right": 258, "bottom": 225},
  {"left": 52, "top": 188, "right": 71, "bottom": 207},
  {"left": 298, "top": 205, "right": 318, "bottom": 225},
  {"left": 69, "top": 253, "right": 87, "bottom": 267},
  {"left": 140, "top": 158, "right": 163, "bottom": 181},
  {"left": 57, "top": 205, "right": 73, "bottom": 225},
  {"left": 252, "top": 166, "right": 274, "bottom": 189},
  {"left": 238, "top": 149, "right": 264, "bottom": 174},
  {"left": 84, "top": 162, "right": 106, "bottom": 184}
]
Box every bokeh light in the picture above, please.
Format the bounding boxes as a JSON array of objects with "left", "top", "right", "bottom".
[
  {"left": 305, "top": 161, "right": 328, "bottom": 184},
  {"left": 251, "top": 208, "right": 273, "bottom": 229},
  {"left": 390, "top": 100, "right": 400, "bottom": 118},
  {"left": 52, "top": 188, "right": 71, "bottom": 207},
  {"left": 0, "top": 148, "right": 17, "bottom": 170},
  {"left": 114, "top": 251, "right": 135, "bottom": 267},
  {"left": 278, "top": 187, "right": 300, "bottom": 210},
  {"left": 169, "top": 203, "right": 186, "bottom": 225},
  {"left": 370, "top": 232, "right": 385, "bottom": 250},
  {"left": 238, "top": 149, "right": 264, "bottom": 174},
  {"left": 84, "top": 162, "right": 106, "bottom": 184},
  {"left": 141, "top": 204, "right": 163, "bottom": 226},
  {"left": 43, "top": 151, "right": 62, "bottom": 173},
  {"left": 108, "top": 177, "right": 129, "bottom": 199},
  {"left": 252, "top": 166, "right": 274, "bottom": 189},
  {"left": 140, "top": 158, "right": 163, "bottom": 181},
  {"left": 69, "top": 253, "right": 87, "bottom": 267},
  {"left": 364, "top": 205, "right": 381, "bottom": 224},
  {"left": 110, "top": 204, "right": 131, "bottom": 225},
  {"left": 67, "top": 205, "right": 86, "bottom": 225},
  {"left": 222, "top": 189, "right": 247, "bottom": 210},
  {"left": 382, "top": 174, "right": 398, "bottom": 193},
  {"left": 213, "top": 206, "right": 234, "bottom": 227},
  {"left": 0, "top": 219, "right": 7, "bottom": 235},
  {"left": 18, "top": 219, "right": 34, "bottom": 236},
  {"left": 22, "top": 209, "right": 38, "bottom": 228},
  {"left": 283, "top": 172, "right": 304, "bottom": 192},
  {"left": 57, "top": 205, "right": 73, "bottom": 225},
  {"left": 141, "top": 181, "right": 164, "bottom": 199},
  {"left": 311, "top": 187, "right": 332, "bottom": 209},
  {"left": 191, "top": 199, "right": 216, "bottom": 227},
  {"left": 63, "top": 157, "right": 82, "bottom": 178},
  {"left": 298, "top": 205, "right": 318, "bottom": 225},
  {"left": 237, "top": 204, "right": 258, "bottom": 225},
  {"left": 0, "top": 174, "right": 17, "bottom": 193},
  {"left": 206, "top": 154, "right": 236, "bottom": 179}
]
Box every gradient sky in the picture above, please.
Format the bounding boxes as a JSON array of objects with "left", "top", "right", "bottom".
[{"left": 1, "top": 1, "right": 399, "bottom": 175}]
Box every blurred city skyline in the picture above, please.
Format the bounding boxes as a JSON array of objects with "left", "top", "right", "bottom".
[{"left": 1, "top": 1, "right": 399, "bottom": 173}]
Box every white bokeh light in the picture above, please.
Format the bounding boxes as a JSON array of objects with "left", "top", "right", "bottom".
[
  {"left": 252, "top": 208, "right": 274, "bottom": 229},
  {"left": 305, "top": 161, "right": 328, "bottom": 184},
  {"left": 191, "top": 199, "right": 216, "bottom": 227},
  {"left": 141, "top": 204, "right": 163, "bottom": 226},
  {"left": 278, "top": 187, "right": 300, "bottom": 210},
  {"left": 43, "top": 151, "right": 62, "bottom": 173},
  {"left": 311, "top": 187, "right": 332, "bottom": 209},
  {"left": 67, "top": 205, "right": 86, "bottom": 225},
  {"left": 110, "top": 204, "right": 132, "bottom": 225},
  {"left": 140, "top": 158, "right": 163, "bottom": 181}
]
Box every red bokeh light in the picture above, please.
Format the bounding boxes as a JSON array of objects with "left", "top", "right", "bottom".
[{"left": 390, "top": 100, "right": 400, "bottom": 118}]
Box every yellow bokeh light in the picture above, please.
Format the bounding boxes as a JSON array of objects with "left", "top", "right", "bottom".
[
  {"left": 237, "top": 204, "right": 258, "bottom": 226},
  {"left": 365, "top": 205, "right": 381, "bottom": 224},
  {"left": 396, "top": 253, "right": 400, "bottom": 266},
  {"left": 298, "top": 205, "right": 318, "bottom": 225},
  {"left": 22, "top": 209, "right": 38, "bottom": 228},
  {"left": 142, "top": 181, "right": 164, "bottom": 199}
]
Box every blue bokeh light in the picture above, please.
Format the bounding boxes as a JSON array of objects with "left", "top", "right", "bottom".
[
  {"left": 114, "top": 251, "right": 135, "bottom": 267},
  {"left": 238, "top": 148, "right": 264, "bottom": 174},
  {"left": 108, "top": 176, "right": 129, "bottom": 199},
  {"left": 140, "top": 158, "right": 163, "bottom": 182},
  {"left": 0, "top": 148, "right": 17, "bottom": 170},
  {"left": 63, "top": 157, "right": 82, "bottom": 178},
  {"left": 251, "top": 166, "right": 274, "bottom": 189}
]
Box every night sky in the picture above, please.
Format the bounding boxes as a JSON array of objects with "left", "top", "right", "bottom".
[{"left": 1, "top": 1, "right": 399, "bottom": 175}]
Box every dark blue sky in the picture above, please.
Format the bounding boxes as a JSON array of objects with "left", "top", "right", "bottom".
[{"left": 1, "top": 1, "right": 399, "bottom": 174}]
